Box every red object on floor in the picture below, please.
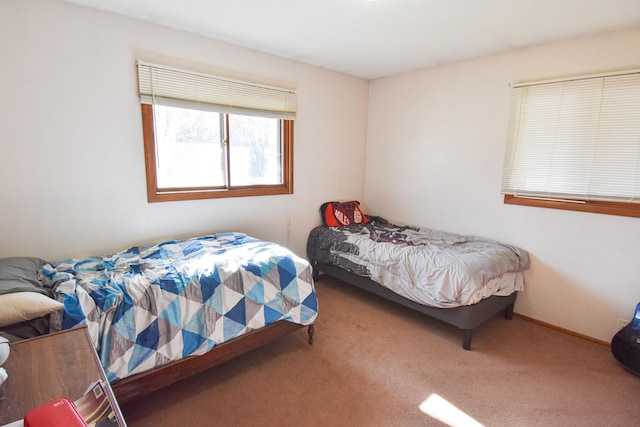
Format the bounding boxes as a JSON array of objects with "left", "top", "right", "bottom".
[{"left": 24, "top": 398, "right": 87, "bottom": 427}]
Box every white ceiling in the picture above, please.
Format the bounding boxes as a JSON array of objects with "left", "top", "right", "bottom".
[{"left": 65, "top": 0, "right": 640, "bottom": 79}]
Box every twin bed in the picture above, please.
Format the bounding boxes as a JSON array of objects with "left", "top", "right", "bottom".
[
  {"left": 307, "top": 202, "right": 530, "bottom": 350},
  {"left": 0, "top": 203, "right": 529, "bottom": 403}
]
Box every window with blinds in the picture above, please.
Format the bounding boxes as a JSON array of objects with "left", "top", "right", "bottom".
[
  {"left": 501, "top": 69, "right": 640, "bottom": 217},
  {"left": 136, "top": 61, "right": 296, "bottom": 202},
  {"left": 137, "top": 61, "right": 297, "bottom": 119}
]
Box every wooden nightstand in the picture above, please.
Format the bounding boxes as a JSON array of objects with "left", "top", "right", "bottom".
[{"left": 0, "top": 326, "right": 126, "bottom": 426}]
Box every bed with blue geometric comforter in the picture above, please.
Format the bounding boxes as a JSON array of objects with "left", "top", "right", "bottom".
[{"left": 40, "top": 232, "right": 318, "bottom": 381}]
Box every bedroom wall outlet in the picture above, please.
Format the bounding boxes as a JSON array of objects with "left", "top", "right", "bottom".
[{"left": 617, "top": 318, "right": 630, "bottom": 330}]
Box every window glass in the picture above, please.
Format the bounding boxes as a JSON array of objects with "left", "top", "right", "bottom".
[
  {"left": 154, "top": 105, "right": 224, "bottom": 189},
  {"left": 228, "top": 114, "right": 281, "bottom": 186}
]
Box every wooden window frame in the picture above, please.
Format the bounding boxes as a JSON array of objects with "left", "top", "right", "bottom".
[
  {"left": 504, "top": 195, "right": 640, "bottom": 218},
  {"left": 141, "top": 104, "right": 294, "bottom": 203},
  {"left": 502, "top": 69, "right": 640, "bottom": 219}
]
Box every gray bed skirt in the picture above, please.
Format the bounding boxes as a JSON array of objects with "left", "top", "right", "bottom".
[{"left": 312, "top": 262, "right": 517, "bottom": 350}]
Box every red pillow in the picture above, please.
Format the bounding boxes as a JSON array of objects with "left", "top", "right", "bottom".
[{"left": 320, "top": 201, "right": 370, "bottom": 227}]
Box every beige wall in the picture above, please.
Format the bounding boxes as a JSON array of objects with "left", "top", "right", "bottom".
[
  {"left": 3, "top": 0, "right": 639, "bottom": 343},
  {"left": 366, "top": 27, "right": 640, "bottom": 342},
  {"left": 0, "top": 0, "right": 369, "bottom": 259}
]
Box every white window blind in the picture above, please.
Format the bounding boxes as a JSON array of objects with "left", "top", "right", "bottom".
[
  {"left": 137, "top": 61, "right": 297, "bottom": 120},
  {"left": 501, "top": 69, "right": 640, "bottom": 203}
]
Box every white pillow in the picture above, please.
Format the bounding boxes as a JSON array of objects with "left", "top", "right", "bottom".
[{"left": 0, "top": 292, "right": 63, "bottom": 327}]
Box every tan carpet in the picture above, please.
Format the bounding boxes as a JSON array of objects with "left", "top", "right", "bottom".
[{"left": 121, "top": 276, "right": 640, "bottom": 426}]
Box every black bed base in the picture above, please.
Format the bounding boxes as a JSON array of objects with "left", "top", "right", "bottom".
[{"left": 312, "top": 263, "right": 516, "bottom": 350}]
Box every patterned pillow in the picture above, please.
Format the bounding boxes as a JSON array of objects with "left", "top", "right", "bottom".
[{"left": 320, "top": 201, "right": 370, "bottom": 227}]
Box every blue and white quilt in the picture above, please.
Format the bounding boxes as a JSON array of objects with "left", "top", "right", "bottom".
[{"left": 40, "top": 232, "right": 318, "bottom": 381}]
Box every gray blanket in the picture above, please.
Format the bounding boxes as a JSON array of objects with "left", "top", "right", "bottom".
[{"left": 307, "top": 217, "right": 530, "bottom": 307}]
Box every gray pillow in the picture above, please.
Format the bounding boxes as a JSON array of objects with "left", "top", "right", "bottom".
[{"left": 0, "top": 257, "right": 51, "bottom": 297}]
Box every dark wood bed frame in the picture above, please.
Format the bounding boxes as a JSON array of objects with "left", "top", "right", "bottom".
[
  {"left": 312, "top": 262, "right": 515, "bottom": 350},
  {"left": 111, "top": 321, "right": 315, "bottom": 405}
]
